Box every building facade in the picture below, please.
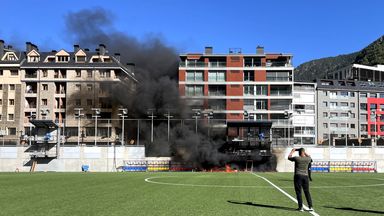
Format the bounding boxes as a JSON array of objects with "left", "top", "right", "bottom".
[
  {"left": 0, "top": 40, "right": 137, "bottom": 146},
  {"left": 316, "top": 79, "right": 384, "bottom": 146},
  {"left": 292, "top": 82, "right": 316, "bottom": 145},
  {"left": 178, "top": 46, "right": 294, "bottom": 145},
  {"left": 327, "top": 63, "right": 384, "bottom": 82}
]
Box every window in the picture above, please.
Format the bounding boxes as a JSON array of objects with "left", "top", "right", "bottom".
[
  {"left": 351, "top": 124, "right": 355, "bottom": 129},
  {"left": 185, "top": 85, "right": 203, "bottom": 96},
  {"left": 350, "top": 113, "right": 355, "bottom": 118},
  {"left": 0, "top": 114, "right": 2, "bottom": 120},
  {"left": 9, "top": 84, "right": 15, "bottom": 90},
  {"left": 340, "top": 102, "right": 348, "bottom": 107},
  {"left": 76, "top": 70, "right": 81, "bottom": 77},
  {"left": 360, "top": 92, "right": 367, "bottom": 97},
  {"left": 87, "top": 84, "right": 93, "bottom": 91},
  {"left": 87, "top": 99, "right": 93, "bottom": 106},
  {"left": 0, "top": 99, "right": 2, "bottom": 105},
  {"left": 323, "top": 101, "right": 328, "bottom": 107},
  {"left": 360, "top": 114, "right": 367, "bottom": 121},
  {"left": 244, "top": 85, "right": 254, "bottom": 95},
  {"left": 208, "top": 71, "right": 225, "bottom": 82},
  {"left": 76, "top": 56, "right": 86, "bottom": 62},
  {"left": 87, "top": 70, "right": 93, "bottom": 78},
  {"left": 323, "top": 123, "right": 328, "bottom": 128},
  {"left": 75, "top": 84, "right": 81, "bottom": 91},
  {"left": 256, "top": 85, "right": 268, "bottom": 95},
  {"left": 370, "top": 93, "right": 377, "bottom": 98},
  {"left": 42, "top": 70, "right": 48, "bottom": 77},
  {"left": 186, "top": 71, "right": 203, "bottom": 81},
  {"left": 57, "top": 56, "right": 69, "bottom": 62},
  {"left": 243, "top": 71, "right": 254, "bottom": 81},
  {"left": 75, "top": 99, "right": 81, "bottom": 106},
  {"left": 100, "top": 70, "right": 111, "bottom": 78},
  {"left": 323, "top": 112, "right": 328, "bottom": 117},
  {"left": 10, "top": 70, "right": 18, "bottom": 76},
  {"left": 350, "top": 92, "right": 355, "bottom": 97},
  {"left": 8, "top": 114, "right": 14, "bottom": 121},
  {"left": 0, "top": 70, "right": 3, "bottom": 76},
  {"left": 9, "top": 99, "right": 14, "bottom": 106},
  {"left": 361, "top": 124, "right": 367, "bottom": 132},
  {"left": 42, "top": 99, "right": 48, "bottom": 106},
  {"left": 330, "top": 112, "right": 338, "bottom": 117},
  {"left": 340, "top": 91, "right": 348, "bottom": 97},
  {"left": 330, "top": 123, "right": 337, "bottom": 128},
  {"left": 350, "top": 102, "right": 355, "bottom": 108},
  {"left": 323, "top": 90, "right": 328, "bottom": 96},
  {"left": 8, "top": 127, "right": 16, "bottom": 135},
  {"left": 255, "top": 100, "right": 267, "bottom": 110},
  {"left": 0, "top": 84, "right": 2, "bottom": 90},
  {"left": 370, "top": 104, "right": 377, "bottom": 111},
  {"left": 42, "top": 84, "right": 48, "bottom": 91},
  {"left": 360, "top": 103, "right": 367, "bottom": 111},
  {"left": 330, "top": 102, "right": 337, "bottom": 108}
]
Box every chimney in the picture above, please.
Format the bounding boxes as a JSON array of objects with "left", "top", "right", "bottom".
[
  {"left": 205, "top": 46, "right": 213, "bottom": 54},
  {"left": 114, "top": 53, "right": 121, "bottom": 62},
  {"left": 74, "top": 44, "right": 80, "bottom": 53},
  {"left": 0, "top": 39, "right": 4, "bottom": 60},
  {"left": 84, "top": 48, "right": 90, "bottom": 52},
  {"left": 256, "top": 46, "right": 264, "bottom": 54},
  {"left": 99, "top": 44, "right": 106, "bottom": 55},
  {"left": 26, "top": 42, "right": 32, "bottom": 53},
  {"left": 31, "top": 44, "right": 38, "bottom": 51}
]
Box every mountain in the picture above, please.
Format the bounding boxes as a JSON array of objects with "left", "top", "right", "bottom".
[{"left": 294, "top": 35, "right": 384, "bottom": 82}]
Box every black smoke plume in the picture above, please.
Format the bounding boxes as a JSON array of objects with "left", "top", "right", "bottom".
[{"left": 64, "top": 8, "right": 229, "bottom": 168}]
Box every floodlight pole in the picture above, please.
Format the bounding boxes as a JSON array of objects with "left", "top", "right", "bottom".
[
  {"left": 92, "top": 108, "right": 100, "bottom": 146},
  {"left": 74, "top": 108, "right": 84, "bottom": 146},
  {"left": 119, "top": 108, "right": 128, "bottom": 146},
  {"left": 164, "top": 111, "right": 174, "bottom": 143},
  {"left": 148, "top": 109, "right": 156, "bottom": 143},
  {"left": 192, "top": 109, "right": 201, "bottom": 134}
]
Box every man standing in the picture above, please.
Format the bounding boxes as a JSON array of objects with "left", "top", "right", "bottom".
[{"left": 288, "top": 148, "right": 314, "bottom": 212}]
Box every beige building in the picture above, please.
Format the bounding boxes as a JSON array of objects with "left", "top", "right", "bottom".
[{"left": 0, "top": 40, "right": 137, "bottom": 146}]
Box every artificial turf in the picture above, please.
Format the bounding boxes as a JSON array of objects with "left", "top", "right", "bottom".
[{"left": 0, "top": 172, "right": 383, "bottom": 216}]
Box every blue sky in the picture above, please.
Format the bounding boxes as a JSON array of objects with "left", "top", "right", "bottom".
[{"left": 1, "top": 0, "right": 383, "bottom": 66}]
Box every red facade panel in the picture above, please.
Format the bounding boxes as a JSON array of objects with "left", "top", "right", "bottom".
[
  {"left": 227, "top": 84, "right": 243, "bottom": 96},
  {"left": 179, "top": 84, "right": 185, "bottom": 96},
  {"left": 227, "top": 70, "right": 243, "bottom": 82},
  {"left": 255, "top": 70, "right": 266, "bottom": 81},
  {"left": 226, "top": 55, "right": 243, "bottom": 67},
  {"left": 179, "top": 69, "right": 186, "bottom": 81},
  {"left": 227, "top": 98, "right": 243, "bottom": 110},
  {"left": 367, "top": 98, "right": 384, "bottom": 136},
  {"left": 227, "top": 113, "right": 242, "bottom": 120}
]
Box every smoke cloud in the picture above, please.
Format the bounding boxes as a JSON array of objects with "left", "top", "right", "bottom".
[
  {"left": 64, "top": 8, "right": 277, "bottom": 171},
  {"left": 64, "top": 8, "right": 230, "bottom": 168}
]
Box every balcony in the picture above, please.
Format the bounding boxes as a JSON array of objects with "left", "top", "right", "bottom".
[
  {"left": 266, "top": 77, "right": 291, "bottom": 82},
  {"left": 179, "top": 61, "right": 227, "bottom": 68},
  {"left": 266, "top": 61, "right": 292, "bottom": 67}
]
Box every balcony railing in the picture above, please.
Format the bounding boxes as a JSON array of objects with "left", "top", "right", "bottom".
[
  {"left": 266, "top": 61, "right": 292, "bottom": 67},
  {"left": 179, "top": 62, "right": 227, "bottom": 68},
  {"left": 270, "top": 91, "right": 292, "bottom": 96},
  {"left": 266, "top": 77, "right": 291, "bottom": 82}
]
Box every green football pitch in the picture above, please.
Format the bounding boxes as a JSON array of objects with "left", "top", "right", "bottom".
[{"left": 0, "top": 172, "right": 383, "bottom": 216}]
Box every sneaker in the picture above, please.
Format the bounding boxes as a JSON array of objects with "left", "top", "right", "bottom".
[
  {"left": 297, "top": 208, "right": 304, "bottom": 212},
  {"left": 307, "top": 207, "right": 314, "bottom": 211}
]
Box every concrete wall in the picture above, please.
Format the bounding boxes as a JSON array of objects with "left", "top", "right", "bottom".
[
  {"left": 274, "top": 147, "right": 384, "bottom": 173},
  {"left": 0, "top": 146, "right": 145, "bottom": 172}
]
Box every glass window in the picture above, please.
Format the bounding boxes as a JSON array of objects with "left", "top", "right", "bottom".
[
  {"left": 76, "top": 70, "right": 81, "bottom": 77},
  {"left": 350, "top": 102, "right": 355, "bottom": 108},
  {"left": 350, "top": 92, "right": 355, "bottom": 97},
  {"left": 8, "top": 127, "right": 16, "bottom": 135},
  {"left": 9, "top": 84, "right": 15, "bottom": 90},
  {"left": 323, "top": 123, "right": 328, "bottom": 128},
  {"left": 187, "top": 71, "right": 203, "bottom": 81},
  {"left": 323, "top": 112, "right": 328, "bottom": 117},
  {"left": 361, "top": 124, "right": 367, "bottom": 132},
  {"left": 340, "top": 102, "right": 348, "bottom": 107},
  {"left": 8, "top": 114, "right": 14, "bottom": 121},
  {"left": 323, "top": 101, "right": 328, "bottom": 107},
  {"left": 244, "top": 85, "right": 254, "bottom": 95},
  {"left": 370, "top": 93, "right": 377, "bottom": 98},
  {"left": 360, "top": 103, "right": 367, "bottom": 111},
  {"left": 370, "top": 104, "right": 377, "bottom": 111},
  {"left": 9, "top": 99, "right": 15, "bottom": 106},
  {"left": 256, "top": 85, "right": 267, "bottom": 95},
  {"left": 360, "top": 92, "right": 367, "bottom": 97},
  {"left": 243, "top": 71, "right": 254, "bottom": 81}
]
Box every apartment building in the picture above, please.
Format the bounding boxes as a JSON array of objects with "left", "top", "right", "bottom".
[
  {"left": 178, "top": 46, "right": 294, "bottom": 145},
  {"left": 292, "top": 82, "right": 316, "bottom": 145},
  {"left": 316, "top": 79, "right": 384, "bottom": 146},
  {"left": 0, "top": 40, "right": 23, "bottom": 145},
  {"left": 0, "top": 40, "right": 137, "bottom": 146}
]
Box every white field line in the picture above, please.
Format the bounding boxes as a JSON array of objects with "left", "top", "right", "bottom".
[
  {"left": 251, "top": 173, "right": 320, "bottom": 216},
  {"left": 145, "top": 176, "right": 384, "bottom": 189}
]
